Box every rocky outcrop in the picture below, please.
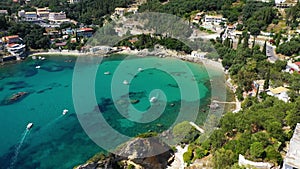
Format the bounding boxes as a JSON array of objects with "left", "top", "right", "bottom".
[{"left": 75, "top": 137, "right": 174, "bottom": 169}]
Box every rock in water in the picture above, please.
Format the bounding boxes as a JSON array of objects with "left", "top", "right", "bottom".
[{"left": 75, "top": 137, "right": 174, "bottom": 169}]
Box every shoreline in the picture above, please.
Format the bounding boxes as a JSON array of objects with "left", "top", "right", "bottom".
[{"left": 16, "top": 48, "right": 239, "bottom": 168}]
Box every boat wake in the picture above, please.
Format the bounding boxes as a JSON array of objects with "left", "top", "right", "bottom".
[
  {"left": 8, "top": 129, "right": 29, "bottom": 169},
  {"left": 44, "top": 114, "right": 64, "bottom": 129}
]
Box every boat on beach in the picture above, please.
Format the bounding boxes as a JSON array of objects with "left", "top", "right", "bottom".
[{"left": 26, "top": 123, "right": 33, "bottom": 130}]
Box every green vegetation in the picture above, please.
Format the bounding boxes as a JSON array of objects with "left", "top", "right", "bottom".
[
  {"left": 136, "top": 132, "right": 158, "bottom": 138},
  {"left": 86, "top": 152, "right": 107, "bottom": 163},
  {"left": 139, "top": 0, "right": 236, "bottom": 17},
  {"left": 183, "top": 96, "right": 298, "bottom": 168},
  {"left": 180, "top": 31, "right": 300, "bottom": 168},
  {"left": 116, "top": 34, "right": 193, "bottom": 54},
  {"left": 126, "top": 164, "right": 135, "bottom": 169},
  {"left": 172, "top": 121, "right": 199, "bottom": 144},
  {"left": 8, "top": 22, "right": 50, "bottom": 49},
  {"left": 286, "top": 2, "right": 300, "bottom": 29},
  {"left": 276, "top": 37, "right": 300, "bottom": 56}
]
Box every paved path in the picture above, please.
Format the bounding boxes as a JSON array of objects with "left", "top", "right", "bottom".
[
  {"left": 167, "top": 145, "right": 188, "bottom": 169},
  {"left": 189, "top": 122, "right": 205, "bottom": 133}
]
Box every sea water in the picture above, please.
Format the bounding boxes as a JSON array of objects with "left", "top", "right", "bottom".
[{"left": 0, "top": 55, "right": 218, "bottom": 169}]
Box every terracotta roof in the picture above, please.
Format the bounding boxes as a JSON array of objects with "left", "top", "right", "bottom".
[
  {"left": 7, "top": 43, "right": 16, "bottom": 47},
  {"left": 294, "top": 62, "right": 300, "bottom": 66},
  {"left": 4, "top": 35, "right": 19, "bottom": 39},
  {"left": 227, "top": 24, "right": 235, "bottom": 29},
  {"left": 55, "top": 42, "right": 67, "bottom": 46},
  {"left": 80, "top": 28, "right": 93, "bottom": 31}
]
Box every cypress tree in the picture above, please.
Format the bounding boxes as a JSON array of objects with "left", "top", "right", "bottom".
[{"left": 262, "top": 41, "right": 267, "bottom": 55}]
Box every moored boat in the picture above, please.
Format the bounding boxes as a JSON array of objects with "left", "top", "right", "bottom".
[
  {"left": 104, "top": 71, "right": 110, "bottom": 75},
  {"left": 62, "top": 109, "right": 68, "bottom": 115},
  {"left": 150, "top": 97, "right": 157, "bottom": 103},
  {"left": 123, "top": 80, "right": 129, "bottom": 85}
]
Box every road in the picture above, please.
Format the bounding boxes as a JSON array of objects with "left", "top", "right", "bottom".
[{"left": 266, "top": 44, "right": 278, "bottom": 63}]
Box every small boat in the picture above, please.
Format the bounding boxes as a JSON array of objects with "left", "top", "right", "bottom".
[
  {"left": 62, "top": 109, "right": 68, "bottom": 115},
  {"left": 35, "top": 65, "right": 41, "bottom": 69},
  {"left": 150, "top": 97, "right": 157, "bottom": 103},
  {"left": 138, "top": 67, "right": 143, "bottom": 72},
  {"left": 32, "top": 56, "right": 37, "bottom": 60},
  {"left": 123, "top": 80, "right": 129, "bottom": 85},
  {"left": 26, "top": 123, "right": 33, "bottom": 130},
  {"left": 104, "top": 71, "right": 110, "bottom": 75},
  {"left": 38, "top": 56, "right": 46, "bottom": 60}
]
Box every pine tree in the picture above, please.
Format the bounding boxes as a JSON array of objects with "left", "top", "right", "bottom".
[
  {"left": 243, "top": 33, "right": 249, "bottom": 48},
  {"left": 262, "top": 41, "right": 267, "bottom": 56},
  {"left": 238, "top": 35, "right": 242, "bottom": 45}
]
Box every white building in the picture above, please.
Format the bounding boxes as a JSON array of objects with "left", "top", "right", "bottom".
[
  {"left": 127, "top": 7, "right": 138, "bottom": 14},
  {"left": 49, "top": 12, "right": 66, "bottom": 21},
  {"left": 266, "top": 87, "right": 289, "bottom": 102},
  {"left": 18, "top": 10, "right": 25, "bottom": 18},
  {"left": 115, "top": 7, "right": 126, "bottom": 16},
  {"left": 204, "top": 15, "right": 226, "bottom": 24},
  {"left": 24, "top": 12, "right": 38, "bottom": 21},
  {"left": 283, "top": 123, "right": 300, "bottom": 169},
  {"left": 69, "top": 0, "right": 80, "bottom": 3},
  {"left": 0, "top": 10, "right": 8, "bottom": 15},
  {"left": 191, "top": 51, "right": 207, "bottom": 59},
  {"left": 36, "top": 7, "right": 50, "bottom": 19}
]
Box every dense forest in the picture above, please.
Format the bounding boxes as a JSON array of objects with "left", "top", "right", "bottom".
[{"left": 116, "top": 34, "right": 193, "bottom": 53}]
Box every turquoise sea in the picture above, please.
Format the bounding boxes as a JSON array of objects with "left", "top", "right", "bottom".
[{"left": 0, "top": 55, "right": 219, "bottom": 169}]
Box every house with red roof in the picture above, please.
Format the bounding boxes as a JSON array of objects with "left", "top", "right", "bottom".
[
  {"left": 2, "top": 35, "right": 22, "bottom": 44},
  {"left": 76, "top": 28, "right": 94, "bottom": 38}
]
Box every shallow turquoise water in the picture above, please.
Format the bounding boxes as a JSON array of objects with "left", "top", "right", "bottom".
[{"left": 0, "top": 55, "right": 213, "bottom": 169}]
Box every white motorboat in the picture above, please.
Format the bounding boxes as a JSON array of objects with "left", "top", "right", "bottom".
[
  {"left": 35, "top": 65, "right": 41, "bottom": 69},
  {"left": 104, "top": 71, "right": 110, "bottom": 75},
  {"left": 138, "top": 67, "right": 143, "bottom": 72},
  {"left": 62, "top": 109, "right": 68, "bottom": 115},
  {"left": 150, "top": 97, "right": 157, "bottom": 103},
  {"left": 38, "top": 56, "right": 46, "bottom": 60},
  {"left": 26, "top": 123, "right": 33, "bottom": 130},
  {"left": 123, "top": 80, "right": 129, "bottom": 85}
]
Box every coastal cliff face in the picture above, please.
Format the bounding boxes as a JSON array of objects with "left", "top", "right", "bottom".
[{"left": 75, "top": 137, "right": 174, "bottom": 169}]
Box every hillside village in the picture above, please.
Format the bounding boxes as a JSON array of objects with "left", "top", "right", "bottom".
[{"left": 0, "top": 0, "right": 300, "bottom": 168}]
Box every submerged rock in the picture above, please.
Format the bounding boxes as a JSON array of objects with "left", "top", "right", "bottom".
[{"left": 1, "top": 91, "right": 29, "bottom": 105}]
